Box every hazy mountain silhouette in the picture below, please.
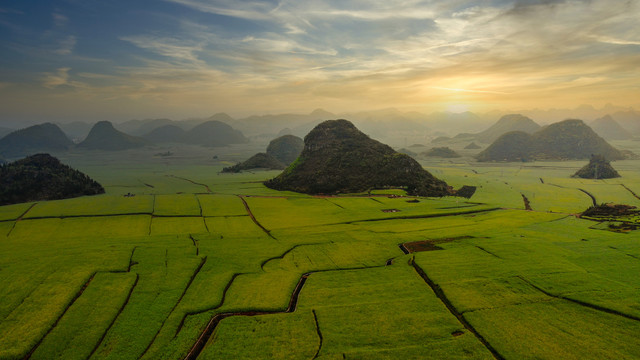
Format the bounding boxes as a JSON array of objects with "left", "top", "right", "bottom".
[
  {"left": 0, "top": 123, "right": 73, "bottom": 158},
  {"left": 422, "top": 147, "right": 461, "bottom": 158},
  {"left": 590, "top": 115, "right": 632, "bottom": 140},
  {"left": 465, "top": 142, "right": 481, "bottom": 149},
  {"left": 477, "top": 119, "right": 624, "bottom": 161},
  {"left": 78, "top": 121, "right": 148, "bottom": 150},
  {"left": 0, "top": 153, "right": 104, "bottom": 205},
  {"left": 142, "top": 125, "right": 185, "bottom": 143},
  {"left": 474, "top": 114, "right": 540, "bottom": 143},
  {"left": 265, "top": 119, "right": 450, "bottom": 196},
  {"left": 180, "top": 120, "right": 247, "bottom": 147}
]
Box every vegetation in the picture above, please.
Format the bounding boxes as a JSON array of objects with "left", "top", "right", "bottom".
[
  {"left": 0, "top": 153, "right": 104, "bottom": 205},
  {"left": 265, "top": 119, "right": 451, "bottom": 197},
  {"left": 0, "top": 123, "right": 72, "bottom": 158},
  {"left": 266, "top": 135, "right": 304, "bottom": 165},
  {"left": 78, "top": 121, "right": 148, "bottom": 150},
  {"left": 222, "top": 153, "right": 286, "bottom": 173},
  {"left": 0, "top": 140, "right": 639, "bottom": 360}
]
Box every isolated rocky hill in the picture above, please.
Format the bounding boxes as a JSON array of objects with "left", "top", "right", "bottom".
[
  {"left": 0, "top": 153, "right": 104, "bottom": 205},
  {"left": 142, "top": 125, "right": 185, "bottom": 143},
  {"left": 181, "top": 120, "right": 247, "bottom": 147},
  {"left": 474, "top": 114, "right": 540, "bottom": 143},
  {"left": 422, "top": 147, "right": 461, "bottom": 158},
  {"left": 78, "top": 121, "right": 148, "bottom": 150},
  {"left": 589, "top": 115, "right": 632, "bottom": 140},
  {"left": 265, "top": 119, "right": 451, "bottom": 196},
  {"left": 222, "top": 153, "right": 285, "bottom": 173},
  {"left": 266, "top": 135, "right": 304, "bottom": 165},
  {"left": 477, "top": 119, "right": 624, "bottom": 161},
  {"left": 465, "top": 142, "right": 481, "bottom": 149},
  {"left": 0, "top": 123, "right": 73, "bottom": 158},
  {"left": 573, "top": 154, "right": 620, "bottom": 179}
]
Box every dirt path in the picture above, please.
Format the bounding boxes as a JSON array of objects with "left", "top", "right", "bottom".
[
  {"left": 577, "top": 189, "right": 597, "bottom": 207},
  {"left": 237, "top": 195, "right": 275, "bottom": 239},
  {"left": 410, "top": 258, "right": 504, "bottom": 360},
  {"left": 167, "top": 175, "right": 212, "bottom": 193}
]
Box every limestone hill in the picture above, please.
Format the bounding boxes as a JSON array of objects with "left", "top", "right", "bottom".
[
  {"left": 142, "top": 125, "right": 185, "bottom": 143},
  {"left": 266, "top": 135, "right": 304, "bottom": 165},
  {"left": 422, "top": 147, "right": 461, "bottom": 158},
  {"left": 0, "top": 153, "right": 104, "bottom": 205},
  {"left": 477, "top": 119, "right": 624, "bottom": 162},
  {"left": 590, "top": 115, "right": 632, "bottom": 140},
  {"left": 476, "top": 131, "right": 534, "bottom": 162},
  {"left": 180, "top": 120, "right": 247, "bottom": 147},
  {"left": 78, "top": 121, "right": 148, "bottom": 150},
  {"left": 0, "top": 123, "right": 73, "bottom": 158},
  {"left": 265, "top": 119, "right": 450, "bottom": 196},
  {"left": 465, "top": 142, "right": 481, "bottom": 149},
  {"left": 573, "top": 154, "right": 620, "bottom": 179},
  {"left": 222, "top": 153, "right": 285, "bottom": 173},
  {"left": 475, "top": 114, "right": 540, "bottom": 143}
]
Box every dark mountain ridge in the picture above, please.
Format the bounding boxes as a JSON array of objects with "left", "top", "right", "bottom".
[{"left": 0, "top": 123, "right": 73, "bottom": 158}]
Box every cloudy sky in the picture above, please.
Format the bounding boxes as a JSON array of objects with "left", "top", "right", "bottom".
[{"left": 0, "top": 0, "right": 638, "bottom": 122}]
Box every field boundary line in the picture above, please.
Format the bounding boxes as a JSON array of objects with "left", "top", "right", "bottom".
[
  {"left": 88, "top": 273, "right": 139, "bottom": 360},
  {"left": 6, "top": 202, "right": 38, "bottom": 236},
  {"left": 312, "top": 309, "right": 323, "bottom": 359},
  {"left": 517, "top": 276, "right": 640, "bottom": 322},
  {"left": 260, "top": 242, "right": 326, "bottom": 271},
  {"left": 140, "top": 256, "right": 207, "bottom": 359},
  {"left": 166, "top": 175, "right": 212, "bottom": 193},
  {"left": 620, "top": 184, "right": 640, "bottom": 200},
  {"left": 237, "top": 195, "right": 276, "bottom": 239},
  {"left": 410, "top": 258, "right": 505, "bottom": 360},
  {"left": 23, "top": 272, "right": 97, "bottom": 360}
]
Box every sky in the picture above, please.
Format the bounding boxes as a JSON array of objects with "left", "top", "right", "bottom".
[{"left": 0, "top": 0, "right": 639, "bottom": 123}]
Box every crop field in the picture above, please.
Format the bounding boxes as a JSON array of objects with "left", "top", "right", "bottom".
[{"left": 1, "top": 146, "right": 639, "bottom": 359}]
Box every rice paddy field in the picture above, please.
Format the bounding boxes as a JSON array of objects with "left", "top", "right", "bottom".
[{"left": 1, "top": 142, "right": 639, "bottom": 360}]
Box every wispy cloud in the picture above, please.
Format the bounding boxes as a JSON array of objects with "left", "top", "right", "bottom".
[
  {"left": 55, "top": 35, "right": 76, "bottom": 55},
  {"left": 43, "top": 67, "right": 71, "bottom": 88}
]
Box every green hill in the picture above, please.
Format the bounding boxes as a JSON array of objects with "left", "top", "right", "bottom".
[
  {"left": 180, "top": 120, "right": 247, "bottom": 147},
  {"left": 265, "top": 119, "right": 450, "bottom": 196},
  {"left": 0, "top": 123, "right": 73, "bottom": 158},
  {"left": 477, "top": 119, "right": 624, "bottom": 162},
  {"left": 222, "top": 153, "right": 285, "bottom": 173},
  {"left": 0, "top": 153, "right": 104, "bottom": 205},
  {"left": 266, "top": 135, "right": 304, "bottom": 165},
  {"left": 422, "top": 147, "right": 461, "bottom": 158},
  {"left": 78, "top": 121, "right": 148, "bottom": 150}
]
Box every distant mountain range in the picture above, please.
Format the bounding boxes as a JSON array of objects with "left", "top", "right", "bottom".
[
  {"left": 78, "top": 121, "right": 148, "bottom": 150},
  {"left": 477, "top": 119, "right": 624, "bottom": 162}
]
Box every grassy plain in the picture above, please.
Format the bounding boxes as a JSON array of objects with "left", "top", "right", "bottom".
[{"left": 0, "top": 142, "right": 639, "bottom": 359}]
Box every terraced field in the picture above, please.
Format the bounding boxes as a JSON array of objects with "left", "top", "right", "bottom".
[{"left": 0, "top": 148, "right": 639, "bottom": 359}]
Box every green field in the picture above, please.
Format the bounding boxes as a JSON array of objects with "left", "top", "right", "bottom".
[{"left": 1, "top": 145, "right": 639, "bottom": 359}]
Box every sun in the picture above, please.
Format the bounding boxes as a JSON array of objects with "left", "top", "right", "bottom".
[{"left": 445, "top": 104, "right": 470, "bottom": 113}]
